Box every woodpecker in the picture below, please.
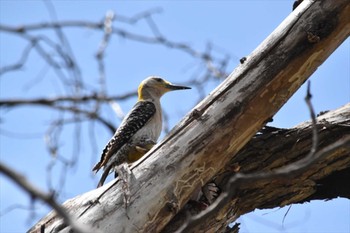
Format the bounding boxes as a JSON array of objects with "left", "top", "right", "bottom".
[{"left": 93, "top": 76, "right": 191, "bottom": 187}]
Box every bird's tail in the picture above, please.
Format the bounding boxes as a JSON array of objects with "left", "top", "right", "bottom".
[
  {"left": 96, "top": 163, "right": 114, "bottom": 187},
  {"left": 92, "top": 162, "right": 102, "bottom": 173}
]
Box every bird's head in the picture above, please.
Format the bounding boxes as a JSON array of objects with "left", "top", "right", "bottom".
[{"left": 138, "top": 76, "right": 191, "bottom": 101}]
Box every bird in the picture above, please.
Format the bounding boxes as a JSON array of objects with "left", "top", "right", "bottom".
[{"left": 93, "top": 76, "right": 191, "bottom": 187}]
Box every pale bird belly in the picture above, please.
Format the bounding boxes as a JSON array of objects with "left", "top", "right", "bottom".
[{"left": 104, "top": 121, "right": 161, "bottom": 170}]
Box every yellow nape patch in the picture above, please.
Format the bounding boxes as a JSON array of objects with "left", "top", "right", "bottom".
[
  {"left": 127, "top": 144, "right": 155, "bottom": 162},
  {"left": 138, "top": 82, "right": 145, "bottom": 100}
]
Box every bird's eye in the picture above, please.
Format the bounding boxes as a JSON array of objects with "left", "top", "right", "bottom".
[{"left": 154, "top": 78, "right": 162, "bottom": 82}]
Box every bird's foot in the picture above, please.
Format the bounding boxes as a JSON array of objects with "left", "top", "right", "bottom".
[{"left": 135, "top": 140, "right": 156, "bottom": 154}]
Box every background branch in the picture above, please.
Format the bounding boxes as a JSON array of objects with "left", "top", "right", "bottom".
[{"left": 0, "top": 162, "right": 95, "bottom": 233}]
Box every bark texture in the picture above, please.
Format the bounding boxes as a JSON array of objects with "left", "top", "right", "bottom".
[
  {"left": 163, "top": 104, "right": 350, "bottom": 232},
  {"left": 28, "top": 0, "right": 350, "bottom": 232}
]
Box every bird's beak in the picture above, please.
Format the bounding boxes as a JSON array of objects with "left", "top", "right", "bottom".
[{"left": 165, "top": 83, "right": 191, "bottom": 91}]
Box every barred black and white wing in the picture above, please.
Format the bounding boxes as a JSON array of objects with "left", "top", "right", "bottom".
[{"left": 92, "top": 101, "right": 156, "bottom": 172}]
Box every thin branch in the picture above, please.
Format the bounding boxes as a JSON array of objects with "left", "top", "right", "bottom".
[
  {"left": 0, "top": 9, "right": 230, "bottom": 80},
  {"left": 0, "top": 93, "right": 139, "bottom": 133},
  {"left": 44, "top": 0, "right": 83, "bottom": 94},
  {"left": 0, "top": 204, "right": 37, "bottom": 217},
  {"left": 0, "top": 92, "right": 136, "bottom": 107},
  {"left": 95, "top": 10, "right": 115, "bottom": 95},
  {"left": 305, "top": 81, "right": 318, "bottom": 155},
  {"left": 0, "top": 8, "right": 162, "bottom": 32},
  {"left": 116, "top": 7, "right": 163, "bottom": 24},
  {"left": 0, "top": 162, "right": 96, "bottom": 233},
  {"left": 0, "top": 42, "right": 35, "bottom": 75},
  {"left": 38, "top": 102, "right": 117, "bottom": 133}
]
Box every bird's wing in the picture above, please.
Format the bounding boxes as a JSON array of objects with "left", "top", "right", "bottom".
[{"left": 92, "top": 101, "right": 156, "bottom": 172}]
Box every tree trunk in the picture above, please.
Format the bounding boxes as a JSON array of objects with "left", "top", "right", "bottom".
[{"left": 28, "top": 0, "right": 350, "bottom": 232}]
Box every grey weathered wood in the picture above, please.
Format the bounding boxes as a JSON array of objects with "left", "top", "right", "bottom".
[
  {"left": 28, "top": 0, "right": 350, "bottom": 232},
  {"left": 163, "top": 104, "right": 350, "bottom": 232}
]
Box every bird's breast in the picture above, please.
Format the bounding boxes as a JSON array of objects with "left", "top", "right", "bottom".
[{"left": 133, "top": 107, "right": 162, "bottom": 141}]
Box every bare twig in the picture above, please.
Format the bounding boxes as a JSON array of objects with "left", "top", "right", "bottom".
[
  {"left": 0, "top": 94, "right": 139, "bottom": 133},
  {"left": 0, "top": 92, "right": 136, "bottom": 107},
  {"left": 0, "top": 43, "right": 35, "bottom": 75},
  {"left": 96, "top": 10, "right": 115, "bottom": 95},
  {"left": 0, "top": 8, "right": 230, "bottom": 80},
  {"left": 0, "top": 204, "right": 37, "bottom": 217},
  {"left": 116, "top": 7, "right": 163, "bottom": 24},
  {"left": 0, "top": 162, "right": 95, "bottom": 233}
]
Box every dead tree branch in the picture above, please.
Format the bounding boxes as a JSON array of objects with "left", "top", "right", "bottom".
[
  {"left": 0, "top": 92, "right": 136, "bottom": 107},
  {"left": 29, "top": 103, "right": 350, "bottom": 233},
  {"left": 27, "top": 1, "right": 350, "bottom": 232},
  {"left": 163, "top": 102, "right": 350, "bottom": 232},
  {"left": 174, "top": 136, "right": 350, "bottom": 233},
  {"left": 170, "top": 82, "right": 344, "bottom": 232},
  {"left": 0, "top": 92, "right": 136, "bottom": 133},
  {"left": 0, "top": 162, "right": 96, "bottom": 233}
]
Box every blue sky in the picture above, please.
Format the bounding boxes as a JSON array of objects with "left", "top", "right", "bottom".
[{"left": 0, "top": 1, "right": 349, "bottom": 233}]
